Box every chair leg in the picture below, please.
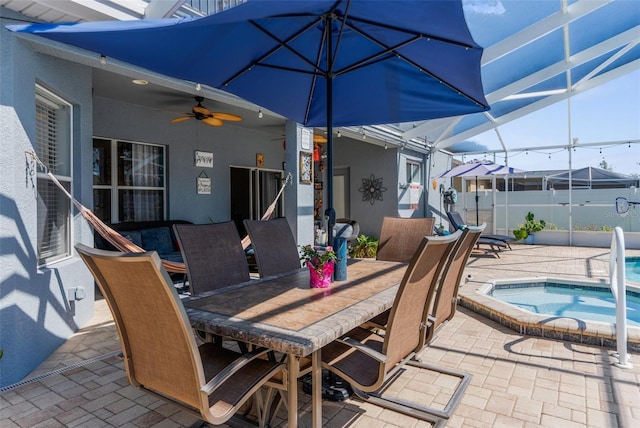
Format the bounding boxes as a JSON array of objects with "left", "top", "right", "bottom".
[{"left": 351, "top": 361, "right": 471, "bottom": 425}]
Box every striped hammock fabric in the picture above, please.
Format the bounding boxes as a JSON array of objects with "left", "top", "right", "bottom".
[{"left": 28, "top": 151, "right": 289, "bottom": 273}]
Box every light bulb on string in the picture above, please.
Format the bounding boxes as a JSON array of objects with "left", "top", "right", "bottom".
[{"left": 258, "top": 109, "right": 263, "bottom": 119}]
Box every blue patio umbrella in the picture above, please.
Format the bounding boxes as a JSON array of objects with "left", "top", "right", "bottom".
[
  {"left": 9, "top": 0, "right": 489, "bottom": 242},
  {"left": 437, "top": 159, "right": 523, "bottom": 225}
]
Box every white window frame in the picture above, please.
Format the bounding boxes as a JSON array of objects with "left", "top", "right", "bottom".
[
  {"left": 406, "top": 160, "right": 422, "bottom": 184},
  {"left": 35, "top": 85, "right": 73, "bottom": 266},
  {"left": 93, "top": 138, "right": 167, "bottom": 223}
]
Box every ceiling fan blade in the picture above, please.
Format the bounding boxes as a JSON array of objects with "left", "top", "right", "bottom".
[
  {"left": 202, "top": 117, "right": 223, "bottom": 127},
  {"left": 192, "top": 105, "right": 211, "bottom": 116},
  {"left": 171, "top": 116, "right": 192, "bottom": 123},
  {"left": 212, "top": 112, "right": 243, "bottom": 122}
]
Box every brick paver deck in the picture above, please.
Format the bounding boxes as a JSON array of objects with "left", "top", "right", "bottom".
[{"left": 1, "top": 244, "right": 639, "bottom": 427}]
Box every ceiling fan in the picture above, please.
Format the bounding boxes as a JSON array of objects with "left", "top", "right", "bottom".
[{"left": 171, "top": 96, "right": 242, "bottom": 127}]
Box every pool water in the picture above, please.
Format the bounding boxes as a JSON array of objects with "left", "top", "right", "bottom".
[
  {"left": 490, "top": 284, "right": 640, "bottom": 326},
  {"left": 627, "top": 257, "right": 640, "bottom": 284}
]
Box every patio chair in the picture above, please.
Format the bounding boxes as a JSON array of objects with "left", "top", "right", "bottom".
[
  {"left": 75, "top": 244, "right": 284, "bottom": 427},
  {"left": 447, "top": 211, "right": 515, "bottom": 250},
  {"left": 420, "top": 224, "right": 484, "bottom": 349},
  {"left": 376, "top": 216, "right": 435, "bottom": 263},
  {"left": 173, "top": 222, "right": 251, "bottom": 296},
  {"left": 365, "top": 225, "right": 483, "bottom": 350},
  {"left": 321, "top": 232, "right": 471, "bottom": 424},
  {"left": 244, "top": 218, "right": 301, "bottom": 278}
]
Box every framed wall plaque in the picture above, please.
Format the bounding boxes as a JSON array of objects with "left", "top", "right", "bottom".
[
  {"left": 299, "top": 151, "right": 313, "bottom": 184},
  {"left": 195, "top": 150, "right": 213, "bottom": 168}
]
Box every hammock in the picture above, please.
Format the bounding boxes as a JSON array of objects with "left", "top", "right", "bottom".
[{"left": 27, "top": 151, "right": 291, "bottom": 273}]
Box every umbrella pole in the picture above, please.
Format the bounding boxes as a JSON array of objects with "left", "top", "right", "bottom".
[{"left": 325, "top": 16, "right": 335, "bottom": 247}]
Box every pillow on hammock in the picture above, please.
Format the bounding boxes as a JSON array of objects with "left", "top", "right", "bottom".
[
  {"left": 123, "top": 230, "right": 143, "bottom": 247},
  {"left": 141, "top": 227, "right": 174, "bottom": 255}
]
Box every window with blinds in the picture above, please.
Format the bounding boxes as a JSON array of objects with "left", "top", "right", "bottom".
[
  {"left": 35, "top": 86, "right": 72, "bottom": 265},
  {"left": 93, "top": 138, "right": 166, "bottom": 223}
]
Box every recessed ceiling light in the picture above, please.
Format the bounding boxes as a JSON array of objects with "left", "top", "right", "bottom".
[{"left": 132, "top": 79, "right": 149, "bottom": 85}]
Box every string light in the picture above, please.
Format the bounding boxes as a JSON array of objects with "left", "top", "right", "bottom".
[
  {"left": 337, "top": 130, "right": 341, "bottom": 138},
  {"left": 195, "top": 83, "right": 201, "bottom": 91},
  {"left": 100, "top": 55, "right": 107, "bottom": 65},
  {"left": 258, "top": 109, "right": 263, "bottom": 119}
]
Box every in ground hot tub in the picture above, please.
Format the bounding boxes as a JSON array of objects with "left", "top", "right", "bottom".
[{"left": 458, "top": 277, "right": 640, "bottom": 352}]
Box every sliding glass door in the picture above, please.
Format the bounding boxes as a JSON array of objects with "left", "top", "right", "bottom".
[{"left": 230, "top": 167, "right": 284, "bottom": 235}]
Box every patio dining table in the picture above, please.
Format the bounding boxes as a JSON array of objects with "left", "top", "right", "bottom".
[{"left": 183, "top": 258, "right": 408, "bottom": 428}]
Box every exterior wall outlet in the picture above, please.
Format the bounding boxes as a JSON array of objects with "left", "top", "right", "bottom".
[{"left": 67, "top": 287, "right": 85, "bottom": 301}]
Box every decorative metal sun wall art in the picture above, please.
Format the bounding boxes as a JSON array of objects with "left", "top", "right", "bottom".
[{"left": 359, "top": 174, "right": 387, "bottom": 205}]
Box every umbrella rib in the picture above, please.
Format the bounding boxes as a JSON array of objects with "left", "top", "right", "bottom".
[
  {"left": 329, "top": 0, "right": 352, "bottom": 73},
  {"left": 347, "top": 15, "right": 477, "bottom": 50},
  {"left": 304, "top": 17, "right": 329, "bottom": 125},
  {"left": 342, "top": 23, "right": 488, "bottom": 108},
  {"left": 221, "top": 18, "right": 326, "bottom": 87},
  {"left": 334, "top": 34, "right": 420, "bottom": 76}
]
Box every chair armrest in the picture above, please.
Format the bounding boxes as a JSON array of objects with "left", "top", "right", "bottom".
[
  {"left": 201, "top": 347, "right": 276, "bottom": 395},
  {"left": 336, "top": 337, "right": 387, "bottom": 363}
]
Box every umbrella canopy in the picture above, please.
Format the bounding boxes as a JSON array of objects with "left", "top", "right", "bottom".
[
  {"left": 9, "top": 0, "right": 489, "bottom": 241},
  {"left": 437, "top": 159, "right": 522, "bottom": 225}
]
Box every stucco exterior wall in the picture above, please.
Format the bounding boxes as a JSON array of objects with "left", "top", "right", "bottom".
[
  {"left": 93, "top": 97, "right": 291, "bottom": 225},
  {"left": 1, "top": 19, "right": 95, "bottom": 387},
  {"left": 333, "top": 138, "right": 398, "bottom": 237}
]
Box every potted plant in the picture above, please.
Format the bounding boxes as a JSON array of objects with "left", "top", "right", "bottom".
[
  {"left": 348, "top": 234, "right": 378, "bottom": 258},
  {"left": 300, "top": 245, "right": 338, "bottom": 288},
  {"left": 513, "top": 212, "right": 546, "bottom": 244}
]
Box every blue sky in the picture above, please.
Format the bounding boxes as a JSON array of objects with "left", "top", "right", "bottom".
[{"left": 463, "top": 70, "right": 640, "bottom": 176}]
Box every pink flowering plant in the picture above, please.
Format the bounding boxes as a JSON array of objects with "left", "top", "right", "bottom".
[{"left": 299, "top": 245, "right": 338, "bottom": 274}]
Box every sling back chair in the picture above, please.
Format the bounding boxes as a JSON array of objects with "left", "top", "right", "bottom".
[
  {"left": 173, "top": 222, "right": 251, "bottom": 296},
  {"left": 420, "top": 224, "right": 484, "bottom": 349},
  {"left": 447, "top": 211, "right": 515, "bottom": 250},
  {"left": 376, "top": 216, "right": 435, "bottom": 263},
  {"left": 173, "top": 222, "right": 254, "bottom": 347},
  {"left": 243, "top": 218, "right": 301, "bottom": 278},
  {"left": 366, "top": 225, "right": 484, "bottom": 351},
  {"left": 75, "top": 244, "right": 284, "bottom": 427},
  {"left": 321, "top": 232, "right": 472, "bottom": 424}
]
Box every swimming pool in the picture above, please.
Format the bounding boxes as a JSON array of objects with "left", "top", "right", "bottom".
[
  {"left": 627, "top": 257, "right": 640, "bottom": 284},
  {"left": 489, "top": 281, "right": 640, "bottom": 327}
]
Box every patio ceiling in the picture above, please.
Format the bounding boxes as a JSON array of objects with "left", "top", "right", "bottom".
[{"left": 2, "top": 0, "right": 639, "bottom": 154}]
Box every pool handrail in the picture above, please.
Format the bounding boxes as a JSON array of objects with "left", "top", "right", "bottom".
[{"left": 609, "top": 227, "right": 632, "bottom": 368}]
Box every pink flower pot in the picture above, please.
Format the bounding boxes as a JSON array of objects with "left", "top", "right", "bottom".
[{"left": 307, "top": 260, "right": 334, "bottom": 288}]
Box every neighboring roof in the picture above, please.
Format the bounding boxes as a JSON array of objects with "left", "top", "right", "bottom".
[{"left": 546, "top": 166, "right": 639, "bottom": 186}]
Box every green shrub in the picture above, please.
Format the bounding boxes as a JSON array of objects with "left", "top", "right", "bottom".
[{"left": 348, "top": 234, "right": 378, "bottom": 258}]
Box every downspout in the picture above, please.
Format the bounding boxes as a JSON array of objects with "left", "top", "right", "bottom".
[{"left": 424, "top": 147, "right": 432, "bottom": 218}]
